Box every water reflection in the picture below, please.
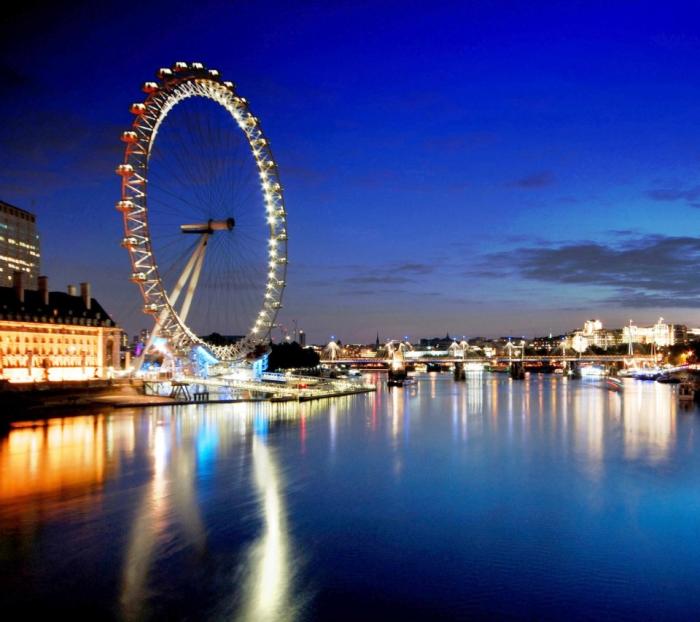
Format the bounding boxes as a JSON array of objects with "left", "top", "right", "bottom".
[
  {"left": 623, "top": 382, "right": 676, "bottom": 463},
  {"left": 0, "top": 376, "right": 692, "bottom": 620},
  {"left": 0, "top": 415, "right": 138, "bottom": 506},
  {"left": 566, "top": 381, "right": 606, "bottom": 479},
  {"left": 236, "top": 434, "right": 294, "bottom": 622},
  {"left": 120, "top": 415, "right": 207, "bottom": 620}
]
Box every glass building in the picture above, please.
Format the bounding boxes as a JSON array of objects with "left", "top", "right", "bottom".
[{"left": 0, "top": 200, "right": 40, "bottom": 287}]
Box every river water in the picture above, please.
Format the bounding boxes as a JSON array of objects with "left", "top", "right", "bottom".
[{"left": 2, "top": 373, "right": 700, "bottom": 620}]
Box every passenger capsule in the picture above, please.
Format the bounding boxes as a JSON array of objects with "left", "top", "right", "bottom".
[
  {"left": 223, "top": 80, "right": 235, "bottom": 89},
  {"left": 116, "top": 164, "right": 134, "bottom": 177},
  {"left": 143, "top": 303, "right": 158, "bottom": 314},
  {"left": 208, "top": 69, "right": 220, "bottom": 78},
  {"left": 130, "top": 102, "right": 147, "bottom": 115},
  {"left": 121, "top": 131, "right": 138, "bottom": 143},
  {"left": 173, "top": 61, "right": 189, "bottom": 71},
  {"left": 158, "top": 67, "right": 173, "bottom": 79},
  {"left": 116, "top": 200, "right": 135, "bottom": 212},
  {"left": 191, "top": 62, "right": 205, "bottom": 70},
  {"left": 130, "top": 272, "right": 147, "bottom": 282},
  {"left": 120, "top": 236, "right": 139, "bottom": 248},
  {"left": 142, "top": 82, "right": 159, "bottom": 93}
]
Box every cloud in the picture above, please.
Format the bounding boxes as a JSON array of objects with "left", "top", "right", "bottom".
[
  {"left": 507, "top": 171, "right": 555, "bottom": 189},
  {"left": 646, "top": 184, "right": 700, "bottom": 207},
  {"left": 477, "top": 234, "right": 700, "bottom": 308},
  {"left": 394, "top": 262, "right": 435, "bottom": 274},
  {"left": 344, "top": 275, "right": 415, "bottom": 285}
]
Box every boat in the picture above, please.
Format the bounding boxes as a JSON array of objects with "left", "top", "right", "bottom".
[
  {"left": 634, "top": 369, "right": 662, "bottom": 381},
  {"left": 487, "top": 363, "right": 509, "bottom": 373},
  {"left": 387, "top": 376, "right": 416, "bottom": 388},
  {"left": 620, "top": 367, "right": 663, "bottom": 381},
  {"left": 678, "top": 381, "right": 695, "bottom": 402},
  {"left": 388, "top": 365, "right": 408, "bottom": 387},
  {"left": 605, "top": 377, "right": 624, "bottom": 392},
  {"left": 656, "top": 373, "right": 681, "bottom": 384},
  {"left": 580, "top": 365, "right": 606, "bottom": 377}
]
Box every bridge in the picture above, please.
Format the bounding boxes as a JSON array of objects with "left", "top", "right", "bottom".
[{"left": 321, "top": 355, "right": 657, "bottom": 366}]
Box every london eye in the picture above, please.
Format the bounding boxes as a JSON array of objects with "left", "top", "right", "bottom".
[{"left": 117, "top": 62, "right": 287, "bottom": 361}]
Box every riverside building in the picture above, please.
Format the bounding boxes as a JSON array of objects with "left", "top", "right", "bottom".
[
  {"left": 0, "top": 273, "right": 121, "bottom": 382},
  {"left": 623, "top": 318, "right": 680, "bottom": 347},
  {"left": 0, "top": 200, "right": 40, "bottom": 288}
]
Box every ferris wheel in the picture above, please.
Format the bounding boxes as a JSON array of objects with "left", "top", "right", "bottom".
[{"left": 116, "top": 62, "right": 287, "bottom": 361}]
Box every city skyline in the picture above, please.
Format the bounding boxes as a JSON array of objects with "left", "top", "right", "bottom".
[{"left": 2, "top": 2, "right": 700, "bottom": 341}]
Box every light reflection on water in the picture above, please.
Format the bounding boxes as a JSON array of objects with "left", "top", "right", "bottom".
[
  {"left": 236, "top": 435, "right": 294, "bottom": 622},
  {"left": 1, "top": 374, "right": 699, "bottom": 619}
]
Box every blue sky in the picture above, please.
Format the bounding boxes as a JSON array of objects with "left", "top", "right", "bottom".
[{"left": 2, "top": 1, "right": 700, "bottom": 342}]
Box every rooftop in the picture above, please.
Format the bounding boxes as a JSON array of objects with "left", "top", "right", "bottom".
[
  {"left": 0, "top": 200, "right": 36, "bottom": 223},
  {"left": 0, "top": 286, "right": 116, "bottom": 328}
]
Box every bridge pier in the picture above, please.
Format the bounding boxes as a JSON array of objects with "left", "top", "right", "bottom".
[
  {"left": 569, "top": 361, "right": 581, "bottom": 379},
  {"left": 510, "top": 361, "right": 525, "bottom": 380},
  {"left": 453, "top": 362, "right": 465, "bottom": 381}
]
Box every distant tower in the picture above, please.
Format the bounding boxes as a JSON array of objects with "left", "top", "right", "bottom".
[
  {"left": 627, "top": 319, "right": 634, "bottom": 357},
  {"left": 375, "top": 332, "right": 380, "bottom": 351},
  {"left": 299, "top": 329, "right": 306, "bottom": 347}
]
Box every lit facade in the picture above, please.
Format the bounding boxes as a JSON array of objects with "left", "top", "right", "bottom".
[
  {"left": 582, "top": 319, "right": 603, "bottom": 335},
  {"left": 0, "top": 200, "right": 40, "bottom": 288},
  {"left": 0, "top": 277, "right": 121, "bottom": 382},
  {"left": 568, "top": 320, "right": 621, "bottom": 351},
  {"left": 623, "top": 318, "right": 675, "bottom": 347}
]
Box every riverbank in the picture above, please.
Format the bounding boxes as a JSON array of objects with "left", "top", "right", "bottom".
[{"left": 1, "top": 378, "right": 376, "bottom": 423}]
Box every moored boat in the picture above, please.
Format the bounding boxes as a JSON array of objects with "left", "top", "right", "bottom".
[
  {"left": 679, "top": 381, "right": 695, "bottom": 402},
  {"left": 605, "top": 377, "right": 624, "bottom": 392},
  {"left": 657, "top": 374, "right": 681, "bottom": 384}
]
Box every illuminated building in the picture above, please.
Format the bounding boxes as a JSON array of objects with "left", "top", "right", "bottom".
[
  {"left": 568, "top": 320, "right": 622, "bottom": 351},
  {"left": 623, "top": 318, "right": 676, "bottom": 347},
  {"left": 0, "top": 273, "right": 121, "bottom": 382},
  {"left": 0, "top": 200, "right": 41, "bottom": 287},
  {"left": 583, "top": 319, "right": 603, "bottom": 334}
]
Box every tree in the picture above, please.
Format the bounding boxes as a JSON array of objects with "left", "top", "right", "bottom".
[{"left": 267, "top": 342, "right": 320, "bottom": 371}]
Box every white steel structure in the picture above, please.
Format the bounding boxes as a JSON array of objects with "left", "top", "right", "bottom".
[{"left": 117, "top": 62, "right": 287, "bottom": 361}]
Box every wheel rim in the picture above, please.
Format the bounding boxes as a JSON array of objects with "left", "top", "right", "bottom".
[{"left": 117, "top": 63, "right": 287, "bottom": 361}]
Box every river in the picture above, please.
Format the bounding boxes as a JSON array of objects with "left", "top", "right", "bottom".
[{"left": 1, "top": 373, "right": 699, "bottom": 620}]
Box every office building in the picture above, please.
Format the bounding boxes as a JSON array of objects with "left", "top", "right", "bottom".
[{"left": 0, "top": 200, "right": 41, "bottom": 288}]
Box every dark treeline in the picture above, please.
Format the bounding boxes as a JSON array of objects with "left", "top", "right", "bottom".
[{"left": 267, "top": 342, "right": 319, "bottom": 371}]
